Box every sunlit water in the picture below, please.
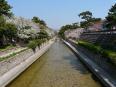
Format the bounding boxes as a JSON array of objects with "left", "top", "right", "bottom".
[{"left": 7, "top": 40, "right": 101, "bottom": 87}]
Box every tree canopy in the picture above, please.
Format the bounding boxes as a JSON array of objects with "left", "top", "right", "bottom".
[
  {"left": 79, "top": 11, "right": 101, "bottom": 30},
  {"left": 58, "top": 22, "right": 80, "bottom": 38},
  {"left": 0, "top": 0, "right": 12, "bottom": 17},
  {"left": 79, "top": 11, "right": 92, "bottom": 21},
  {"left": 32, "top": 16, "right": 40, "bottom": 23},
  {"left": 105, "top": 3, "right": 116, "bottom": 29},
  {"left": 0, "top": 0, "right": 16, "bottom": 46},
  {"left": 38, "top": 30, "right": 49, "bottom": 39},
  {"left": 32, "top": 16, "right": 46, "bottom": 28}
]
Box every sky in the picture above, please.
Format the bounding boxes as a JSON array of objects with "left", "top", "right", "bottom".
[{"left": 7, "top": 0, "right": 116, "bottom": 30}]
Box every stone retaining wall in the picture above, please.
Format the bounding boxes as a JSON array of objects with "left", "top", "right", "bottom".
[{"left": 79, "top": 33, "right": 116, "bottom": 50}]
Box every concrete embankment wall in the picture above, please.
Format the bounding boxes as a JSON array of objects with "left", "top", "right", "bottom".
[
  {"left": 0, "top": 41, "right": 54, "bottom": 87},
  {"left": 79, "top": 33, "right": 116, "bottom": 50},
  {"left": 63, "top": 40, "right": 116, "bottom": 87}
]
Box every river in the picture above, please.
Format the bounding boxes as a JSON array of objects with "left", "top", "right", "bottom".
[{"left": 7, "top": 40, "right": 102, "bottom": 87}]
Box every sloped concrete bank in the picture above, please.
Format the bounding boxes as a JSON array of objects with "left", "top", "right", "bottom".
[
  {"left": 0, "top": 40, "right": 54, "bottom": 87},
  {"left": 63, "top": 40, "right": 116, "bottom": 87}
]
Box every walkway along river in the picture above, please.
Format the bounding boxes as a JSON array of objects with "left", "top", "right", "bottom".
[{"left": 7, "top": 40, "right": 102, "bottom": 87}]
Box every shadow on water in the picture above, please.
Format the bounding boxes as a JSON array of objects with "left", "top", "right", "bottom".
[
  {"left": 62, "top": 52, "right": 105, "bottom": 87},
  {"left": 63, "top": 55, "right": 89, "bottom": 74}
]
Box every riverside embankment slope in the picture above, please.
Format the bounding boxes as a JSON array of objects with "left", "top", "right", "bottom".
[
  {"left": 63, "top": 40, "right": 116, "bottom": 87},
  {"left": 0, "top": 40, "right": 54, "bottom": 87}
]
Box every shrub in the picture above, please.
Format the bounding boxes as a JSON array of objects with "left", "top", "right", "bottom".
[
  {"left": 40, "top": 39, "right": 46, "bottom": 44},
  {"left": 78, "top": 41, "right": 101, "bottom": 54},
  {"left": 28, "top": 40, "right": 37, "bottom": 52},
  {"left": 36, "top": 39, "right": 42, "bottom": 49},
  {"left": 78, "top": 40, "right": 116, "bottom": 65}
]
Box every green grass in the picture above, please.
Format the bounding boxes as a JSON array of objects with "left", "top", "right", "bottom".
[
  {"left": 78, "top": 40, "right": 116, "bottom": 64},
  {"left": 0, "top": 48, "right": 28, "bottom": 61},
  {"left": 0, "top": 45, "right": 15, "bottom": 51},
  {"left": 78, "top": 41, "right": 103, "bottom": 54},
  {"left": 105, "top": 50, "right": 116, "bottom": 64}
]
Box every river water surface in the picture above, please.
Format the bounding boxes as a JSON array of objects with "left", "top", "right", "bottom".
[{"left": 7, "top": 40, "right": 102, "bottom": 87}]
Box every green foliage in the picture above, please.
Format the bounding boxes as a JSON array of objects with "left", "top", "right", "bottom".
[
  {"left": 91, "top": 18, "right": 101, "bottom": 22},
  {"left": 79, "top": 11, "right": 101, "bottom": 30},
  {"left": 32, "top": 16, "right": 40, "bottom": 23},
  {"left": 105, "top": 3, "right": 116, "bottom": 29},
  {"left": 58, "top": 22, "right": 80, "bottom": 38},
  {"left": 39, "top": 20, "right": 46, "bottom": 26},
  {"left": 0, "top": 0, "right": 12, "bottom": 17},
  {"left": 0, "top": 16, "right": 6, "bottom": 38},
  {"left": 3, "top": 23, "right": 17, "bottom": 40},
  {"left": 80, "top": 21, "right": 89, "bottom": 30},
  {"left": 38, "top": 30, "right": 49, "bottom": 39},
  {"left": 28, "top": 40, "right": 37, "bottom": 51},
  {"left": 35, "top": 39, "right": 42, "bottom": 48},
  {"left": 27, "top": 38, "right": 48, "bottom": 51},
  {"left": 72, "top": 22, "right": 80, "bottom": 29},
  {"left": 78, "top": 40, "right": 116, "bottom": 64},
  {"left": 0, "top": 2, "right": 50, "bottom": 48},
  {"left": 5, "top": 23, "right": 17, "bottom": 38},
  {"left": 0, "top": 16, "right": 17, "bottom": 46},
  {"left": 0, "top": 48, "right": 27, "bottom": 61},
  {"left": 0, "top": 45, "right": 14, "bottom": 51},
  {"left": 58, "top": 27, "right": 67, "bottom": 39},
  {"left": 32, "top": 16, "right": 46, "bottom": 28},
  {"left": 79, "top": 11, "right": 92, "bottom": 21},
  {"left": 18, "top": 27, "right": 49, "bottom": 46},
  {"left": 0, "top": 16, "right": 6, "bottom": 25},
  {"left": 40, "top": 39, "right": 46, "bottom": 43},
  {"left": 78, "top": 41, "right": 102, "bottom": 54},
  {"left": 0, "top": 0, "right": 15, "bottom": 46}
]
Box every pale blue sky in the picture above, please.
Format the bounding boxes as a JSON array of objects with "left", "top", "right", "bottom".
[{"left": 7, "top": 0, "right": 116, "bottom": 30}]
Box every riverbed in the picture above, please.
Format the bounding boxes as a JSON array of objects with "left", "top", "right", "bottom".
[{"left": 7, "top": 40, "right": 101, "bottom": 87}]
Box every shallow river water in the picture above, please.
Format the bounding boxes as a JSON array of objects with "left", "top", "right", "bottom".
[{"left": 7, "top": 40, "right": 102, "bottom": 87}]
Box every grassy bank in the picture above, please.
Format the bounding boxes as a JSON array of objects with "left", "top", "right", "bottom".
[
  {"left": 0, "top": 45, "right": 15, "bottom": 51},
  {"left": 78, "top": 41, "right": 116, "bottom": 64},
  {"left": 0, "top": 48, "right": 28, "bottom": 61}
]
